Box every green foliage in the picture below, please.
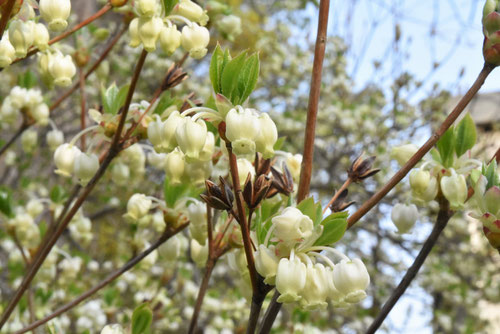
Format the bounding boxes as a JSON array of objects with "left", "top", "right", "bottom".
[
  {"left": 313, "top": 211, "right": 349, "bottom": 246},
  {"left": 50, "top": 185, "right": 66, "bottom": 204},
  {"left": 163, "top": 177, "right": 202, "bottom": 208},
  {"left": 296, "top": 197, "right": 323, "bottom": 226},
  {"left": 17, "top": 70, "right": 38, "bottom": 89},
  {"left": 0, "top": 187, "right": 14, "bottom": 218},
  {"left": 162, "top": 0, "right": 179, "bottom": 16},
  {"left": 436, "top": 127, "right": 455, "bottom": 168},
  {"left": 256, "top": 199, "right": 283, "bottom": 244},
  {"left": 210, "top": 45, "right": 260, "bottom": 105},
  {"left": 454, "top": 113, "right": 477, "bottom": 157},
  {"left": 483, "top": 160, "right": 499, "bottom": 189},
  {"left": 101, "top": 83, "right": 130, "bottom": 115},
  {"left": 132, "top": 303, "right": 153, "bottom": 334}
]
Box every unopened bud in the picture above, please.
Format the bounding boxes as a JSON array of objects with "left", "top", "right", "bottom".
[{"left": 181, "top": 23, "right": 209, "bottom": 59}]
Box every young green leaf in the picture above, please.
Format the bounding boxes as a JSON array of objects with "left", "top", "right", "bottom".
[
  {"left": 313, "top": 211, "right": 349, "bottom": 246},
  {"left": 162, "top": 0, "right": 179, "bottom": 16},
  {"left": 164, "top": 177, "right": 189, "bottom": 208},
  {"left": 436, "top": 127, "right": 455, "bottom": 168},
  {"left": 0, "top": 188, "right": 14, "bottom": 218},
  {"left": 235, "top": 52, "right": 259, "bottom": 104},
  {"left": 454, "top": 113, "right": 477, "bottom": 157},
  {"left": 221, "top": 50, "right": 248, "bottom": 103},
  {"left": 209, "top": 44, "right": 225, "bottom": 93},
  {"left": 132, "top": 303, "right": 153, "bottom": 334},
  {"left": 296, "top": 197, "right": 322, "bottom": 225}
]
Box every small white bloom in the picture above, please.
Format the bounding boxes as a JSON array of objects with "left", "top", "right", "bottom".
[
  {"left": 254, "top": 245, "right": 279, "bottom": 285},
  {"left": 164, "top": 148, "right": 185, "bottom": 184},
  {"left": 21, "top": 129, "right": 38, "bottom": 153},
  {"left": 138, "top": 16, "right": 163, "bottom": 52},
  {"left": 300, "top": 263, "right": 329, "bottom": 310},
  {"left": 181, "top": 23, "right": 209, "bottom": 59},
  {"left": 74, "top": 152, "right": 99, "bottom": 185},
  {"left": 39, "top": 0, "right": 72, "bottom": 31},
  {"left": 160, "top": 25, "right": 181, "bottom": 55},
  {"left": 440, "top": 168, "right": 468, "bottom": 209},
  {"left": 255, "top": 113, "right": 278, "bottom": 159},
  {"left": 0, "top": 35, "right": 15, "bottom": 67},
  {"left": 391, "top": 203, "right": 418, "bottom": 234},
  {"left": 272, "top": 207, "right": 314, "bottom": 245},
  {"left": 46, "top": 130, "right": 64, "bottom": 151},
  {"left": 49, "top": 53, "right": 76, "bottom": 87},
  {"left": 8, "top": 20, "right": 34, "bottom": 58},
  {"left": 124, "top": 194, "right": 152, "bottom": 222},
  {"left": 332, "top": 258, "right": 370, "bottom": 304},
  {"left": 391, "top": 144, "right": 418, "bottom": 166},
  {"left": 100, "top": 324, "right": 124, "bottom": 334},
  {"left": 225, "top": 107, "right": 260, "bottom": 156},
  {"left": 33, "top": 23, "right": 50, "bottom": 51},
  {"left": 175, "top": 116, "right": 207, "bottom": 160},
  {"left": 54, "top": 143, "right": 81, "bottom": 177},
  {"left": 276, "top": 257, "right": 307, "bottom": 303}
]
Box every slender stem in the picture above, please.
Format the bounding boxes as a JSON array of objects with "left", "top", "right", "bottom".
[
  {"left": 323, "top": 178, "right": 352, "bottom": 214},
  {"left": 13, "top": 223, "right": 188, "bottom": 334},
  {"left": 0, "top": 121, "right": 30, "bottom": 159},
  {"left": 296, "top": 0, "right": 331, "bottom": 202},
  {"left": 0, "top": 50, "right": 148, "bottom": 330},
  {"left": 0, "top": 0, "right": 16, "bottom": 39},
  {"left": 347, "top": 63, "right": 495, "bottom": 228},
  {"left": 258, "top": 290, "right": 280, "bottom": 334},
  {"left": 225, "top": 143, "right": 258, "bottom": 292},
  {"left": 365, "top": 199, "right": 452, "bottom": 333},
  {"left": 247, "top": 277, "right": 273, "bottom": 334},
  {"left": 79, "top": 69, "right": 87, "bottom": 151},
  {"left": 8, "top": 4, "right": 112, "bottom": 66},
  {"left": 188, "top": 258, "right": 215, "bottom": 334}
]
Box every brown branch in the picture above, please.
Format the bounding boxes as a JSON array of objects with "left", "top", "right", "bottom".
[
  {"left": 296, "top": 0, "right": 331, "bottom": 202},
  {"left": 323, "top": 177, "right": 352, "bottom": 214},
  {"left": 188, "top": 257, "right": 215, "bottom": 334},
  {"left": 258, "top": 290, "right": 280, "bottom": 334},
  {"left": 8, "top": 4, "right": 112, "bottom": 66},
  {"left": 13, "top": 223, "right": 188, "bottom": 334},
  {"left": 0, "top": 49, "right": 148, "bottom": 330},
  {"left": 365, "top": 198, "right": 453, "bottom": 333},
  {"left": 0, "top": 0, "right": 16, "bottom": 39},
  {"left": 347, "top": 63, "right": 495, "bottom": 228},
  {"left": 79, "top": 68, "right": 87, "bottom": 150}
]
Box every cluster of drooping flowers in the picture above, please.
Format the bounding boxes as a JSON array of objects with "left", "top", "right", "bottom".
[
  {"left": 5, "top": 198, "right": 48, "bottom": 250},
  {"left": 37, "top": 49, "right": 77, "bottom": 87},
  {"left": 0, "top": 0, "right": 72, "bottom": 69},
  {"left": 469, "top": 161, "right": 500, "bottom": 251},
  {"left": 128, "top": 0, "right": 210, "bottom": 58},
  {"left": 254, "top": 207, "right": 370, "bottom": 310},
  {"left": 0, "top": 86, "right": 50, "bottom": 125},
  {"left": 389, "top": 114, "right": 481, "bottom": 234}
]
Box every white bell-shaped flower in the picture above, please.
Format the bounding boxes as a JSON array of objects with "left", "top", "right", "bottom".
[
  {"left": 39, "top": 0, "right": 71, "bottom": 31},
  {"left": 31, "top": 103, "right": 50, "bottom": 126},
  {"left": 276, "top": 257, "right": 307, "bottom": 303},
  {"left": 54, "top": 143, "right": 81, "bottom": 177},
  {"left": 74, "top": 152, "right": 100, "bottom": 185},
  {"left": 164, "top": 148, "right": 185, "bottom": 184},
  {"left": 189, "top": 223, "right": 208, "bottom": 246},
  {"left": 138, "top": 16, "right": 163, "bottom": 52},
  {"left": 325, "top": 266, "right": 349, "bottom": 308},
  {"left": 185, "top": 160, "right": 212, "bottom": 185},
  {"left": 21, "top": 129, "right": 38, "bottom": 153},
  {"left": 49, "top": 53, "right": 76, "bottom": 87},
  {"left": 147, "top": 151, "right": 167, "bottom": 169},
  {"left": 158, "top": 234, "right": 181, "bottom": 261},
  {"left": 26, "top": 199, "right": 44, "bottom": 217},
  {"left": 272, "top": 207, "right": 314, "bottom": 245},
  {"left": 8, "top": 19, "right": 34, "bottom": 58},
  {"left": 46, "top": 130, "right": 64, "bottom": 151},
  {"left": 187, "top": 200, "right": 207, "bottom": 226},
  {"left": 173, "top": 0, "right": 208, "bottom": 25},
  {"left": 254, "top": 244, "right": 279, "bottom": 285},
  {"left": 100, "top": 324, "right": 124, "bottom": 334},
  {"left": 255, "top": 113, "right": 278, "bottom": 159},
  {"left": 391, "top": 203, "right": 418, "bottom": 234},
  {"left": 181, "top": 23, "right": 209, "bottom": 59},
  {"left": 128, "top": 18, "right": 141, "bottom": 48},
  {"left": 237, "top": 158, "right": 255, "bottom": 187},
  {"left": 111, "top": 163, "right": 130, "bottom": 186},
  {"left": 160, "top": 25, "right": 181, "bottom": 55},
  {"left": 33, "top": 23, "right": 50, "bottom": 51},
  {"left": 409, "top": 168, "right": 438, "bottom": 202},
  {"left": 391, "top": 144, "right": 418, "bottom": 166},
  {"left": 136, "top": 0, "right": 159, "bottom": 17},
  {"left": 199, "top": 131, "right": 215, "bottom": 162},
  {"left": 175, "top": 116, "right": 207, "bottom": 160},
  {"left": 300, "top": 263, "right": 329, "bottom": 310},
  {"left": 0, "top": 35, "right": 16, "bottom": 67},
  {"left": 124, "top": 194, "right": 152, "bottom": 221},
  {"left": 440, "top": 168, "right": 468, "bottom": 209},
  {"left": 225, "top": 107, "right": 260, "bottom": 156},
  {"left": 190, "top": 239, "right": 208, "bottom": 267},
  {"left": 162, "top": 110, "right": 183, "bottom": 152},
  {"left": 332, "top": 258, "right": 370, "bottom": 304}
]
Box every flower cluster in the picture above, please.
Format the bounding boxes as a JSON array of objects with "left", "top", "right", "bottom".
[
  {"left": 255, "top": 207, "right": 370, "bottom": 310},
  {"left": 0, "top": 86, "right": 49, "bottom": 125},
  {"left": 128, "top": 0, "right": 210, "bottom": 58}
]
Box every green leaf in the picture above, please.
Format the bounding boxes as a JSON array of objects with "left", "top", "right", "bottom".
[
  {"left": 296, "top": 197, "right": 322, "bottom": 225},
  {"left": 162, "top": 0, "right": 179, "bottom": 15},
  {"left": 164, "top": 177, "right": 189, "bottom": 208},
  {"left": 17, "top": 70, "right": 37, "bottom": 89},
  {"left": 115, "top": 84, "right": 130, "bottom": 114},
  {"left": 436, "top": 127, "right": 455, "bottom": 168},
  {"left": 153, "top": 92, "right": 175, "bottom": 115},
  {"left": 221, "top": 50, "right": 248, "bottom": 103},
  {"left": 0, "top": 188, "right": 14, "bottom": 218},
  {"left": 313, "top": 211, "right": 349, "bottom": 246},
  {"left": 235, "top": 53, "right": 259, "bottom": 104},
  {"left": 50, "top": 185, "right": 65, "bottom": 203},
  {"left": 484, "top": 161, "right": 499, "bottom": 189},
  {"left": 454, "top": 113, "right": 477, "bottom": 157},
  {"left": 274, "top": 136, "right": 286, "bottom": 151},
  {"left": 132, "top": 303, "right": 153, "bottom": 334},
  {"left": 209, "top": 44, "right": 225, "bottom": 93}
]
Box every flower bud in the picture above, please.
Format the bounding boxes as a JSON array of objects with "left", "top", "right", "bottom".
[
  {"left": 276, "top": 257, "right": 307, "bottom": 303},
  {"left": 111, "top": 163, "right": 130, "bottom": 186},
  {"left": 185, "top": 160, "right": 212, "bottom": 185},
  {"left": 391, "top": 144, "right": 418, "bottom": 166},
  {"left": 159, "top": 25, "right": 181, "bottom": 55},
  {"left": 147, "top": 115, "right": 166, "bottom": 151},
  {"left": 181, "top": 23, "right": 209, "bottom": 59},
  {"left": 27, "top": 199, "right": 44, "bottom": 217},
  {"left": 190, "top": 239, "right": 208, "bottom": 267},
  {"left": 332, "top": 258, "right": 370, "bottom": 304},
  {"left": 187, "top": 200, "right": 207, "bottom": 226},
  {"left": 175, "top": 116, "right": 207, "bottom": 160},
  {"left": 125, "top": 194, "right": 152, "bottom": 221},
  {"left": 31, "top": 103, "right": 50, "bottom": 125},
  {"left": 8, "top": 19, "right": 34, "bottom": 58},
  {"left": 217, "top": 15, "right": 242, "bottom": 41},
  {"left": 0, "top": 35, "right": 15, "bottom": 67},
  {"left": 21, "top": 129, "right": 37, "bottom": 153},
  {"left": 199, "top": 131, "right": 215, "bottom": 161},
  {"left": 46, "top": 130, "right": 64, "bottom": 151},
  {"left": 39, "top": 0, "right": 71, "bottom": 32},
  {"left": 285, "top": 153, "right": 302, "bottom": 183},
  {"left": 173, "top": 0, "right": 208, "bottom": 25},
  {"left": 225, "top": 107, "right": 260, "bottom": 156},
  {"left": 138, "top": 16, "right": 163, "bottom": 52},
  {"left": 255, "top": 113, "right": 278, "bottom": 159},
  {"left": 0, "top": 97, "right": 19, "bottom": 124},
  {"left": 158, "top": 234, "right": 181, "bottom": 261},
  {"left": 101, "top": 324, "right": 124, "bottom": 334},
  {"left": 237, "top": 158, "right": 255, "bottom": 187},
  {"left": 34, "top": 23, "right": 50, "bottom": 51},
  {"left": 9, "top": 86, "right": 27, "bottom": 108},
  {"left": 440, "top": 169, "right": 467, "bottom": 209},
  {"left": 74, "top": 152, "right": 99, "bottom": 185},
  {"left": 164, "top": 148, "right": 185, "bottom": 184},
  {"left": 391, "top": 203, "right": 418, "bottom": 234},
  {"left": 254, "top": 244, "right": 279, "bottom": 285},
  {"left": 136, "top": 0, "right": 158, "bottom": 17},
  {"left": 300, "top": 263, "right": 329, "bottom": 310},
  {"left": 272, "top": 207, "right": 314, "bottom": 245},
  {"left": 54, "top": 143, "right": 82, "bottom": 177},
  {"left": 409, "top": 169, "right": 438, "bottom": 202},
  {"left": 128, "top": 18, "right": 141, "bottom": 48},
  {"left": 325, "top": 267, "right": 348, "bottom": 307},
  {"left": 49, "top": 53, "right": 76, "bottom": 87}
]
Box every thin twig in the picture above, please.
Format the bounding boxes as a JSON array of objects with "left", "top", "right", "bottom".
[
  {"left": 188, "top": 258, "right": 215, "bottom": 334},
  {"left": 296, "top": 0, "right": 331, "bottom": 202},
  {"left": 0, "top": 0, "right": 16, "bottom": 39},
  {"left": 258, "top": 290, "right": 280, "bottom": 334},
  {"left": 7, "top": 4, "right": 112, "bottom": 67},
  {"left": 79, "top": 68, "right": 87, "bottom": 151},
  {"left": 365, "top": 198, "right": 452, "bottom": 333},
  {"left": 323, "top": 177, "right": 352, "bottom": 214},
  {"left": 347, "top": 63, "right": 495, "bottom": 228},
  {"left": 14, "top": 223, "right": 188, "bottom": 334}
]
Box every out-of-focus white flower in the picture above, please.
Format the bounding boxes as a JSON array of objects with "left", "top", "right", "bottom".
[
  {"left": 332, "top": 258, "right": 370, "bottom": 303},
  {"left": 391, "top": 203, "right": 418, "bottom": 234}
]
